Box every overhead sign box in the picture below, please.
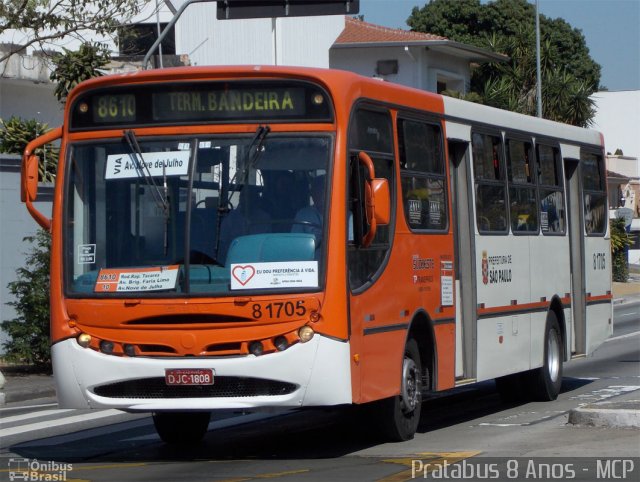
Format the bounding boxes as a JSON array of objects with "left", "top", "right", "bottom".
[{"left": 217, "top": 0, "right": 359, "bottom": 20}]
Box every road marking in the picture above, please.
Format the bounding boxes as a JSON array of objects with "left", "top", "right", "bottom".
[
  {"left": 605, "top": 330, "right": 640, "bottom": 342},
  {"left": 0, "top": 409, "right": 122, "bottom": 437},
  {"left": 0, "top": 408, "right": 75, "bottom": 425},
  {"left": 379, "top": 451, "right": 481, "bottom": 482},
  {"left": 217, "top": 469, "right": 310, "bottom": 482},
  {"left": 0, "top": 402, "right": 58, "bottom": 413}
]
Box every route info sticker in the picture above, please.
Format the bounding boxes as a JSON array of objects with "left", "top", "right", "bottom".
[
  {"left": 94, "top": 265, "right": 179, "bottom": 292},
  {"left": 230, "top": 262, "right": 318, "bottom": 290}
]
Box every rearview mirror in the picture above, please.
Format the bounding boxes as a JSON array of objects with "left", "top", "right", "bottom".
[
  {"left": 21, "top": 154, "right": 40, "bottom": 203},
  {"left": 358, "top": 151, "right": 390, "bottom": 248}
]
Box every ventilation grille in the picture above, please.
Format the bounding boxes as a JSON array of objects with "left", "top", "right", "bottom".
[{"left": 93, "top": 377, "right": 298, "bottom": 399}]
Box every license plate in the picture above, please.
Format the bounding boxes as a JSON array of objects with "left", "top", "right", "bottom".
[{"left": 165, "top": 368, "right": 214, "bottom": 386}]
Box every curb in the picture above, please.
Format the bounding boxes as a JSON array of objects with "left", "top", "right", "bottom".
[{"left": 568, "top": 401, "right": 640, "bottom": 429}]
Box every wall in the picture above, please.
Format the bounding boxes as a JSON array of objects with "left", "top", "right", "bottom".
[
  {"left": 0, "top": 155, "right": 53, "bottom": 351},
  {"left": 179, "top": 3, "right": 343, "bottom": 67},
  {"left": 0, "top": 78, "right": 63, "bottom": 127},
  {"left": 591, "top": 90, "right": 640, "bottom": 158},
  {"left": 330, "top": 45, "right": 471, "bottom": 92}
]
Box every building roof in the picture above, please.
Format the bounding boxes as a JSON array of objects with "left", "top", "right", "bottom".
[
  {"left": 335, "top": 16, "right": 447, "bottom": 44},
  {"left": 607, "top": 170, "right": 631, "bottom": 182},
  {"left": 333, "top": 17, "right": 508, "bottom": 64}
]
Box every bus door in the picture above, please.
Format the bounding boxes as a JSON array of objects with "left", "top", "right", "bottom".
[
  {"left": 562, "top": 149, "right": 586, "bottom": 355},
  {"left": 447, "top": 130, "right": 477, "bottom": 381},
  {"left": 347, "top": 106, "right": 400, "bottom": 403},
  {"left": 579, "top": 148, "right": 613, "bottom": 353}
]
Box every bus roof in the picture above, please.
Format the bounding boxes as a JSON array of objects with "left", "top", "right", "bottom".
[{"left": 66, "top": 65, "right": 602, "bottom": 149}]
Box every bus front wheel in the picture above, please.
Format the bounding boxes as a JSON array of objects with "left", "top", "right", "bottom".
[
  {"left": 374, "top": 338, "right": 424, "bottom": 441},
  {"left": 152, "top": 412, "right": 211, "bottom": 445}
]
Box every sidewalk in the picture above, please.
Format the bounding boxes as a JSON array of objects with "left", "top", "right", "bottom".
[{"left": 0, "top": 280, "right": 638, "bottom": 427}]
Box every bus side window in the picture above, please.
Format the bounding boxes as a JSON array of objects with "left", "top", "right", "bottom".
[
  {"left": 398, "top": 118, "right": 447, "bottom": 231},
  {"left": 471, "top": 132, "right": 508, "bottom": 234},
  {"left": 581, "top": 150, "right": 607, "bottom": 235},
  {"left": 348, "top": 106, "right": 395, "bottom": 290},
  {"left": 507, "top": 138, "right": 538, "bottom": 234},
  {"left": 537, "top": 144, "right": 565, "bottom": 234}
]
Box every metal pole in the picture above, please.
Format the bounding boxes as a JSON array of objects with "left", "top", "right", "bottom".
[
  {"left": 143, "top": 0, "right": 211, "bottom": 69},
  {"left": 535, "top": 0, "right": 542, "bottom": 117},
  {"left": 155, "top": 0, "right": 164, "bottom": 68}
]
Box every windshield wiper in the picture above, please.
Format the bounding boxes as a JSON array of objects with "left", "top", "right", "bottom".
[
  {"left": 124, "top": 130, "right": 171, "bottom": 255},
  {"left": 215, "top": 126, "right": 270, "bottom": 259},
  {"left": 124, "top": 130, "right": 169, "bottom": 215}
]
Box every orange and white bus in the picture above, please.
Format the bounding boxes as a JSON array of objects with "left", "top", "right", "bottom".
[{"left": 22, "top": 66, "right": 612, "bottom": 443}]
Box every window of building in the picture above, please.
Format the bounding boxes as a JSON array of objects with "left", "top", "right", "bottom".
[{"left": 118, "top": 23, "right": 176, "bottom": 57}]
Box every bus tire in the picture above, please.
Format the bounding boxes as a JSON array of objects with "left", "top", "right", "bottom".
[
  {"left": 495, "top": 373, "right": 526, "bottom": 403},
  {"left": 528, "top": 312, "right": 563, "bottom": 401},
  {"left": 152, "top": 412, "right": 211, "bottom": 445},
  {"left": 375, "top": 338, "right": 423, "bottom": 441}
]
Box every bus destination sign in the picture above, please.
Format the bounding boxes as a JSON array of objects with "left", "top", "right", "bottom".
[
  {"left": 152, "top": 87, "right": 306, "bottom": 121},
  {"left": 71, "top": 81, "right": 333, "bottom": 130}
]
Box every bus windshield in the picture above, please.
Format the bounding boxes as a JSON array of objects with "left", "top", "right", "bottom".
[{"left": 65, "top": 133, "right": 330, "bottom": 296}]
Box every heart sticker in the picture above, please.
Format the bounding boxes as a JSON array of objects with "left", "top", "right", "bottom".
[{"left": 232, "top": 265, "right": 256, "bottom": 286}]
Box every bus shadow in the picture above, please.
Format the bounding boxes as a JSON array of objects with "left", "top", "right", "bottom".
[{"left": 9, "top": 377, "right": 596, "bottom": 463}]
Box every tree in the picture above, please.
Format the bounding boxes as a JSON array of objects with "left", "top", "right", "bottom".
[
  {"left": 50, "top": 42, "right": 110, "bottom": 103},
  {"left": 407, "top": 0, "right": 601, "bottom": 126},
  {"left": 610, "top": 218, "right": 633, "bottom": 283},
  {"left": 0, "top": 116, "right": 58, "bottom": 181},
  {"left": 0, "top": 0, "right": 146, "bottom": 65},
  {"left": 2, "top": 230, "right": 52, "bottom": 370}
]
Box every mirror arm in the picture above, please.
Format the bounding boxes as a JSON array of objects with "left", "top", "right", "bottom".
[{"left": 22, "top": 127, "right": 62, "bottom": 231}]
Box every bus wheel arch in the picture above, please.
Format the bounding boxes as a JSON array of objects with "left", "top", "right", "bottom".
[{"left": 407, "top": 311, "right": 437, "bottom": 392}]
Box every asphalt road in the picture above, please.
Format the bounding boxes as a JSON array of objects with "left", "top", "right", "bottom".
[{"left": 1, "top": 302, "right": 638, "bottom": 482}]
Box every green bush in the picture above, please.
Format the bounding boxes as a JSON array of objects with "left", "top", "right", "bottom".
[
  {"left": 0, "top": 116, "right": 58, "bottom": 182},
  {"left": 610, "top": 218, "right": 632, "bottom": 283},
  {"left": 2, "top": 230, "right": 51, "bottom": 370}
]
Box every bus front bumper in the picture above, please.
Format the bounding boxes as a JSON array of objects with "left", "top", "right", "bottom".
[{"left": 51, "top": 335, "right": 352, "bottom": 411}]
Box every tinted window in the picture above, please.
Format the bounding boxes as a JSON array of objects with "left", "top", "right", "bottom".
[
  {"left": 507, "top": 138, "right": 538, "bottom": 233},
  {"left": 348, "top": 107, "right": 395, "bottom": 290},
  {"left": 398, "top": 119, "right": 447, "bottom": 231},
  {"left": 581, "top": 151, "right": 607, "bottom": 235},
  {"left": 472, "top": 132, "right": 508, "bottom": 233},
  {"left": 537, "top": 144, "right": 565, "bottom": 234}
]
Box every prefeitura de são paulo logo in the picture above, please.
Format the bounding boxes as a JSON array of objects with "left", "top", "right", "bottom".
[{"left": 482, "top": 250, "right": 489, "bottom": 285}]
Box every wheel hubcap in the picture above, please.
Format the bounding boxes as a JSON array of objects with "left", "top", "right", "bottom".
[
  {"left": 401, "top": 355, "right": 421, "bottom": 413},
  {"left": 547, "top": 329, "right": 561, "bottom": 382}
]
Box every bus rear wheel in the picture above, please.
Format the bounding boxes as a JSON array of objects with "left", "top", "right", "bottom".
[
  {"left": 528, "top": 312, "right": 563, "bottom": 401},
  {"left": 152, "top": 412, "right": 211, "bottom": 445},
  {"left": 374, "top": 338, "right": 424, "bottom": 441}
]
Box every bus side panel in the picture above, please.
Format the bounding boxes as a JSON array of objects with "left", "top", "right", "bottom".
[
  {"left": 475, "top": 236, "right": 531, "bottom": 381},
  {"left": 529, "top": 235, "right": 571, "bottom": 367},
  {"left": 584, "top": 235, "right": 613, "bottom": 353},
  {"left": 434, "top": 322, "right": 456, "bottom": 391}
]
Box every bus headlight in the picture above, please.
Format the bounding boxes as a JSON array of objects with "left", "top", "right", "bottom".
[
  {"left": 298, "top": 326, "right": 315, "bottom": 343},
  {"left": 77, "top": 333, "right": 92, "bottom": 348}
]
